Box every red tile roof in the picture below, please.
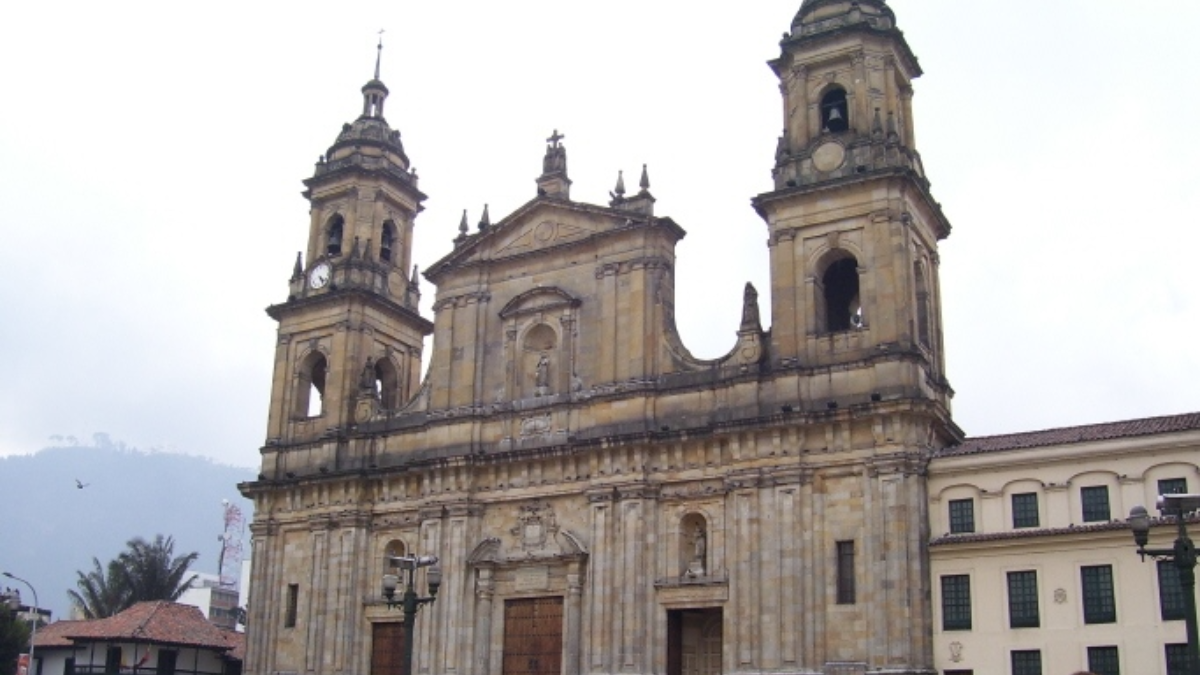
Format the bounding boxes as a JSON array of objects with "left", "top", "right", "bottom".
[
  {"left": 938, "top": 412, "right": 1200, "bottom": 458},
  {"left": 32, "top": 620, "right": 88, "bottom": 649},
  {"left": 59, "top": 602, "right": 232, "bottom": 651},
  {"left": 218, "top": 629, "right": 245, "bottom": 662}
]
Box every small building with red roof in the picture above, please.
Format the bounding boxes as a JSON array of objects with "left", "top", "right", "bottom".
[{"left": 32, "top": 602, "right": 242, "bottom": 675}]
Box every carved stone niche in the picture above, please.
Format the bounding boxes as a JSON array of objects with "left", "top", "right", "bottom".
[{"left": 499, "top": 288, "right": 581, "bottom": 401}]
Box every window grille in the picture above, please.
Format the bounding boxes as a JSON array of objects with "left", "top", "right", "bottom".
[
  {"left": 949, "top": 498, "right": 975, "bottom": 534},
  {"left": 1012, "top": 492, "right": 1039, "bottom": 529},
  {"left": 940, "top": 574, "right": 972, "bottom": 631},
  {"left": 1007, "top": 570, "right": 1040, "bottom": 628},
  {"left": 1159, "top": 477, "right": 1188, "bottom": 495},
  {"left": 1081, "top": 565, "right": 1116, "bottom": 624},
  {"left": 1165, "top": 644, "right": 1190, "bottom": 675},
  {"left": 1081, "top": 486, "right": 1111, "bottom": 522},
  {"left": 1158, "top": 560, "right": 1186, "bottom": 621},
  {"left": 1087, "top": 646, "right": 1120, "bottom": 675},
  {"left": 1010, "top": 649, "right": 1042, "bottom": 675}
]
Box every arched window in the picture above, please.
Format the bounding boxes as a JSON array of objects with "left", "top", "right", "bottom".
[
  {"left": 326, "top": 215, "right": 345, "bottom": 257},
  {"left": 817, "top": 253, "right": 861, "bottom": 332},
  {"left": 380, "top": 221, "right": 396, "bottom": 263},
  {"left": 294, "top": 351, "right": 328, "bottom": 418},
  {"left": 821, "top": 88, "right": 849, "bottom": 134},
  {"left": 374, "top": 356, "right": 401, "bottom": 409}
]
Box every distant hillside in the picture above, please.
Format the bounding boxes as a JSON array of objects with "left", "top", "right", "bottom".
[{"left": 0, "top": 440, "right": 255, "bottom": 620}]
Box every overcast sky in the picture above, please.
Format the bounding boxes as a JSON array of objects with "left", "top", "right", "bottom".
[{"left": 1, "top": 1, "right": 1197, "bottom": 469}]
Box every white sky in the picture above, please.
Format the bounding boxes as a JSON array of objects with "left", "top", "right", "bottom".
[{"left": 1, "top": 1, "right": 1197, "bottom": 468}]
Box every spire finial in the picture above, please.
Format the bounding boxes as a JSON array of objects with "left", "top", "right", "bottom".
[
  {"left": 609, "top": 170, "right": 627, "bottom": 207},
  {"left": 478, "top": 204, "right": 491, "bottom": 231},
  {"left": 375, "top": 29, "right": 385, "bottom": 80},
  {"left": 638, "top": 164, "right": 650, "bottom": 193}
]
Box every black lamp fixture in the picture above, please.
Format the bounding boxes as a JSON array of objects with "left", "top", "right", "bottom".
[
  {"left": 381, "top": 555, "right": 442, "bottom": 675},
  {"left": 1129, "top": 494, "right": 1200, "bottom": 675}
]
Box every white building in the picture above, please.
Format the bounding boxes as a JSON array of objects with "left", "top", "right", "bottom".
[{"left": 928, "top": 413, "right": 1200, "bottom": 675}]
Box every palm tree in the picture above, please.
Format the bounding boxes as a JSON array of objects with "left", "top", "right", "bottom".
[
  {"left": 68, "top": 535, "right": 200, "bottom": 619},
  {"left": 117, "top": 535, "right": 199, "bottom": 604},
  {"left": 67, "top": 557, "right": 128, "bottom": 619}
]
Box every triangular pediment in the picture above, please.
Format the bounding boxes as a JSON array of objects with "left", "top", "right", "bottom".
[
  {"left": 427, "top": 198, "right": 657, "bottom": 281},
  {"left": 493, "top": 215, "right": 595, "bottom": 257}
]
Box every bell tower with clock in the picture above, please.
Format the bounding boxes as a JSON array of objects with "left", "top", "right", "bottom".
[{"left": 262, "top": 41, "right": 433, "bottom": 457}]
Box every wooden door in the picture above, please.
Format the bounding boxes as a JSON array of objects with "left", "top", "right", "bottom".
[
  {"left": 372, "top": 622, "right": 407, "bottom": 675},
  {"left": 502, "top": 597, "right": 564, "bottom": 675}
]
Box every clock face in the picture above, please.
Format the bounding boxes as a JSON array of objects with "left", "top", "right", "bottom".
[{"left": 309, "top": 262, "right": 331, "bottom": 289}]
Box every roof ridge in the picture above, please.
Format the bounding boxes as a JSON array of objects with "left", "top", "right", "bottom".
[
  {"left": 963, "top": 410, "right": 1200, "bottom": 443},
  {"left": 940, "top": 410, "right": 1200, "bottom": 458},
  {"left": 132, "top": 600, "right": 165, "bottom": 638}
]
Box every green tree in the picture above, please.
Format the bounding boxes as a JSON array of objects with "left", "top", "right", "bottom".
[
  {"left": 118, "top": 535, "right": 199, "bottom": 605},
  {"left": 67, "top": 557, "right": 128, "bottom": 620},
  {"left": 68, "top": 535, "right": 200, "bottom": 619},
  {"left": 0, "top": 603, "right": 31, "bottom": 675}
]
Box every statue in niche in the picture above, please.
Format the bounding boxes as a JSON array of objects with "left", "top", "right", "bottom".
[
  {"left": 358, "top": 357, "right": 377, "bottom": 395},
  {"left": 534, "top": 353, "right": 551, "bottom": 396}
]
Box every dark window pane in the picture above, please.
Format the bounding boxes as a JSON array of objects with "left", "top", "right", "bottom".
[
  {"left": 1166, "top": 644, "right": 1190, "bottom": 675},
  {"left": 1007, "top": 570, "right": 1040, "bottom": 628},
  {"left": 1081, "top": 486, "right": 1111, "bottom": 522},
  {"left": 1012, "top": 492, "right": 1039, "bottom": 529},
  {"left": 949, "top": 499, "right": 975, "bottom": 534},
  {"left": 285, "top": 583, "right": 299, "bottom": 628},
  {"left": 1087, "top": 646, "right": 1120, "bottom": 675},
  {"left": 1011, "top": 649, "right": 1042, "bottom": 675},
  {"left": 836, "top": 540, "right": 855, "bottom": 604},
  {"left": 1159, "top": 561, "right": 1186, "bottom": 621},
  {"left": 941, "top": 574, "right": 972, "bottom": 631},
  {"left": 1081, "top": 565, "right": 1117, "bottom": 624},
  {"left": 1159, "top": 478, "right": 1188, "bottom": 495}
]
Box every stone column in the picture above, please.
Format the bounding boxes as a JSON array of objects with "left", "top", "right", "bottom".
[
  {"left": 585, "top": 489, "right": 615, "bottom": 672},
  {"left": 474, "top": 567, "right": 495, "bottom": 675},
  {"left": 565, "top": 564, "right": 583, "bottom": 675}
]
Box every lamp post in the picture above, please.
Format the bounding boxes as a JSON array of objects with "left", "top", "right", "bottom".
[
  {"left": 1129, "top": 494, "right": 1200, "bottom": 675},
  {"left": 2, "top": 572, "right": 39, "bottom": 675},
  {"left": 381, "top": 555, "right": 441, "bottom": 675}
]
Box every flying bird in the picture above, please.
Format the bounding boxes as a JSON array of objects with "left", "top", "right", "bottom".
[{"left": 75, "top": 479, "right": 89, "bottom": 489}]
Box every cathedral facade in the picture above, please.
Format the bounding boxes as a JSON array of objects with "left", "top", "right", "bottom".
[{"left": 240, "top": 2, "right": 959, "bottom": 675}]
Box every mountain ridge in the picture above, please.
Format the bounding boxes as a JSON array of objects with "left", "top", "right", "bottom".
[{"left": 0, "top": 442, "right": 256, "bottom": 620}]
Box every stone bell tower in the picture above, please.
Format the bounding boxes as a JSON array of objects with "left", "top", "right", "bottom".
[
  {"left": 753, "top": 0, "right": 952, "bottom": 412},
  {"left": 261, "top": 39, "right": 433, "bottom": 463}
]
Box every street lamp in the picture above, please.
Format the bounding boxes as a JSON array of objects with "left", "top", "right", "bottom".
[
  {"left": 1129, "top": 494, "right": 1200, "bottom": 675},
  {"left": 2, "top": 572, "right": 39, "bottom": 675},
  {"left": 381, "top": 555, "right": 441, "bottom": 675}
]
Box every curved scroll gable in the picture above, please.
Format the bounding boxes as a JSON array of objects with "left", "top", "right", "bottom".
[
  {"left": 467, "top": 537, "right": 502, "bottom": 565},
  {"left": 499, "top": 286, "right": 582, "bottom": 320},
  {"left": 662, "top": 282, "right": 768, "bottom": 374},
  {"left": 558, "top": 529, "right": 589, "bottom": 557}
]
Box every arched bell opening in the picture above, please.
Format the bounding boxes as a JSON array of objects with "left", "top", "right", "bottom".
[
  {"left": 380, "top": 220, "right": 397, "bottom": 263},
  {"left": 295, "top": 351, "right": 328, "bottom": 418},
  {"left": 820, "top": 87, "right": 849, "bottom": 134},
  {"left": 815, "top": 251, "right": 862, "bottom": 333},
  {"left": 326, "top": 214, "right": 345, "bottom": 257}
]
